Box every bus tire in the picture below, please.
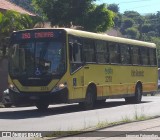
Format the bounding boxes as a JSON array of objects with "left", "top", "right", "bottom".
[
  {"left": 125, "top": 84, "right": 142, "bottom": 104},
  {"left": 35, "top": 102, "right": 49, "bottom": 111},
  {"left": 134, "top": 84, "right": 142, "bottom": 103},
  {"left": 80, "top": 87, "right": 96, "bottom": 110},
  {"left": 3, "top": 103, "right": 12, "bottom": 108},
  {"left": 2, "top": 97, "right": 12, "bottom": 108},
  {"left": 125, "top": 97, "right": 133, "bottom": 104},
  {"left": 151, "top": 92, "right": 155, "bottom": 96},
  {"left": 96, "top": 99, "right": 106, "bottom": 104},
  {"left": 143, "top": 93, "right": 147, "bottom": 96}
]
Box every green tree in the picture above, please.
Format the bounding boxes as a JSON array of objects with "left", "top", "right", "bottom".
[
  {"left": 123, "top": 18, "right": 134, "bottom": 29},
  {"left": 107, "top": 4, "right": 120, "bottom": 29},
  {"left": 108, "top": 4, "right": 119, "bottom": 13},
  {"left": 114, "top": 13, "right": 122, "bottom": 28},
  {"left": 125, "top": 27, "right": 140, "bottom": 39},
  {"left": 124, "top": 11, "right": 140, "bottom": 19},
  {"left": 154, "top": 12, "right": 160, "bottom": 36},
  {"left": 141, "top": 24, "right": 153, "bottom": 33},
  {"left": 33, "top": 0, "right": 115, "bottom": 32},
  {"left": 83, "top": 4, "right": 115, "bottom": 32},
  {"left": 151, "top": 37, "right": 160, "bottom": 67},
  {"left": 0, "top": 11, "right": 39, "bottom": 57},
  {"left": 120, "top": 18, "right": 134, "bottom": 34}
]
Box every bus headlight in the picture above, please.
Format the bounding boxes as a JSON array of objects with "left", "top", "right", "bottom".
[
  {"left": 51, "top": 82, "right": 67, "bottom": 93},
  {"left": 58, "top": 83, "right": 66, "bottom": 89},
  {"left": 9, "top": 84, "right": 20, "bottom": 93}
]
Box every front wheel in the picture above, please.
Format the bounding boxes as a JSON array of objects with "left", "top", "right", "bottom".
[
  {"left": 2, "top": 96, "right": 12, "bottom": 108},
  {"left": 96, "top": 99, "right": 106, "bottom": 104},
  {"left": 3, "top": 103, "right": 12, "bottom": 108},
  {"left": 79, "top": 87, "right": 96, "bottom": 110},
  {"left": 35, "top": 102, "right": 49, "bottom": 111}
]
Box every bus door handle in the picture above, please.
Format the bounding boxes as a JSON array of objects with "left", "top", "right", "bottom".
[{"left": 84, "top": 66, "right": 89, "bottom": 69}]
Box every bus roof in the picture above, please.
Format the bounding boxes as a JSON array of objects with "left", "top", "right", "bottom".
[
  {"left": 64, "top": 28, "right": 156, "bottom": 48},
  {"left": 13, "top": 28, "right": 156, "bottom": 48}
]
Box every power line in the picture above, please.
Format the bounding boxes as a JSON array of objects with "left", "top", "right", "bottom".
[
  {"left": 130, "top": 4, "right": 159, "bottom": 9},
  {"left": 119, "top": 0, "right": 152, "bottom": 4},
  {"left": 98, "top": 0, "right": 152, "bottom": 4},
  {"left": 122, "top": 3, "right": 160, "bottom": 14}
]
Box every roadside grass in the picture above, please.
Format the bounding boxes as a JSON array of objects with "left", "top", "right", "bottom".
[
  {"left": 42, "top": 106, "right": 153, "bottom": 139},
  {"left": 41, "top": 116, "right": 153, "bottom": 140}
]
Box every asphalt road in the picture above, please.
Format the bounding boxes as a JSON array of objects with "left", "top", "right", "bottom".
[{"left": 0, "top": 96, "right": 160, "bottom": 133}]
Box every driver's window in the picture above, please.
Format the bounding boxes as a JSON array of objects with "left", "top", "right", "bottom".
[{"left": 69, "top": 35, "right": 83, "bottom": 73}]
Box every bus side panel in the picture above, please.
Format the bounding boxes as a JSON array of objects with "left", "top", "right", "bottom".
[
  {"left": 83, "top": 64, "right": 157, "bottom": 98},
  {"left": 65, "top": 64, "right": 157, "bottom": 102}
]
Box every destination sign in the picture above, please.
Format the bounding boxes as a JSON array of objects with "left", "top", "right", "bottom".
[
  {"left": 11, "top": 29, "right": 64, "bottom": 41},
  {"left": 22, "top": 32, "right": 54, "bottom": 39}
]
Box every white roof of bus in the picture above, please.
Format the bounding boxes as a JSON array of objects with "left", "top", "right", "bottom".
[
  {"left": 14, "top": 28, "right": 156, "bottom": 48},
  {"left": 64, "top": 28, "right": 156, "bottom": 48}
]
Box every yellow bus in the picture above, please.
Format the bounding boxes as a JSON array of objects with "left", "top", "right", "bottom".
[{"left": 8, "top": 28, "right": 157, "bottom": 110}]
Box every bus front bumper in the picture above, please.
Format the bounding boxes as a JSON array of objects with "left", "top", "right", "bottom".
[{"left": 9, "top": 88, "right": 68, "bottom": 106}]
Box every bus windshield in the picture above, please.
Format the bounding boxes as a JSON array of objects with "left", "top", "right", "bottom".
[{"left": 9, "top": 40, "right": 66, "bottom": 78}]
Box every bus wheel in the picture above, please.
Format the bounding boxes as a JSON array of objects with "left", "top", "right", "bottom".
[
  {"left": 2, "top": 97, "right": 12, "bottom": 108},
  {"left": 151, "top": 92, "right": 155, "bottom": 96},
  {"left": 134, "top": 84, "right": 142, "bottom": 103},
  {"left": 35, "top": 102, "right": 49, "bottom": 111},
  {"left": 96, "top": 99, "right": 106, "bottom": 104},
  {"left": 3, "top": 103, "right": 12, "bottom": 108},
  {"left": 125, "top": 84, "right": 142, "bottom": 104},
  {"left": 80, "top": 87, "right": 96, "bottom": 110}
]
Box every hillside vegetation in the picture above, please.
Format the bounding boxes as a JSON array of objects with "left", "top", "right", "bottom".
[{"left": 5, "top": 1, "right": 160, "bottom": 65}]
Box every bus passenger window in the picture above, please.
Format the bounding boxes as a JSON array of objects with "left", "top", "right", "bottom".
[
  {"left": 121, "top": 44, "right": 131, "bottom": 65},
  {"left": 69, "top": 36, "right": 83, "bottom": 73},
  {"left": 73, "top": 42, "right": 82, "bottom": 62},
  {"left": 69, "top": 41, "right": 82, "bottom": 62},
  {"left": 149, "top": 48, "right": 157, "bottom": 66},
  {"left": 109, "top": 43, "right": 120, "bottom": 64},
  {"left": 83, "top": 39, "right": 96, "bottom": 63},
  {"left": 131, "top": 47, "right": 140, "bottom": 65},
  {"left": 141, "top": 47, "right": 149, "bottom": 65},
  {"left": 96, "top": 41, "right": 109, "bottom": 63}
]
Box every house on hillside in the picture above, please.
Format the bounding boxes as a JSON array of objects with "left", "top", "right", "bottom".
[{"left": 0, "top": 0, "right": 35, "bottom": 16}]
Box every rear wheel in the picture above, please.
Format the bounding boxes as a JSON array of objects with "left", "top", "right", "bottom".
[
  {"left": 151, "top": 92, "right": 155, "bottom": 96},
  {"left": 135, "top": 85, "right": 142, "bottom": 103},
  {"left": 79, "top": 87, "right": 96, "bottom": 110},
  {"left": 125, "top": 84, "right": 142, "bottom": 104}
]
